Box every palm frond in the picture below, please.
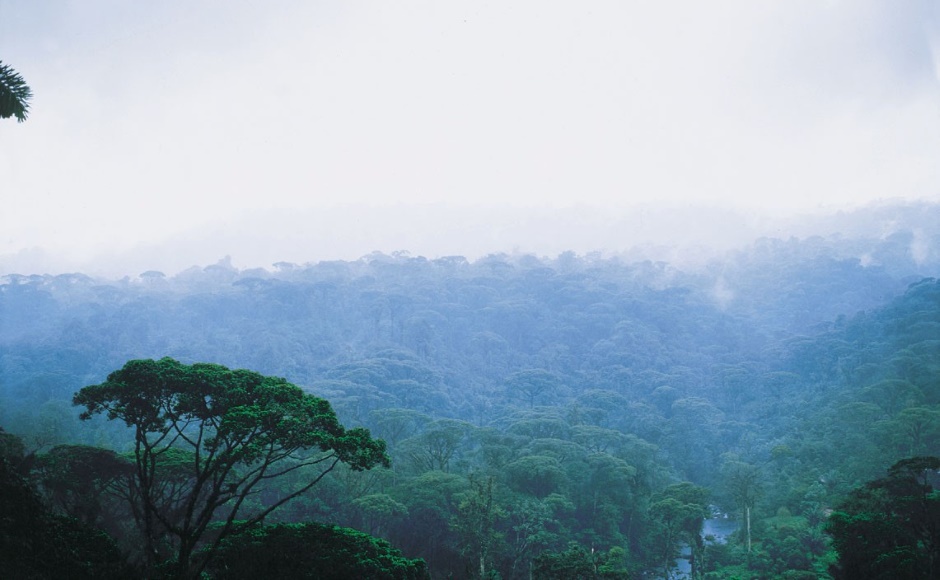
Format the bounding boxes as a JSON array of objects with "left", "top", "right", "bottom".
[{"left": 0, "top": 61, "right": 33, "bottom": 122}]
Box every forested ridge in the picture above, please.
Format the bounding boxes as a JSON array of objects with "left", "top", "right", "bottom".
[{"left": 2, "top": 210, "right": 940, "bottom": 578}]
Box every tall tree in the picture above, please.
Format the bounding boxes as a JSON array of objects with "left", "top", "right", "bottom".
[
  {"left": 827, "top": 456, "right": 940, "bottom": 579},
  {"left": 0, "top": 441, "right": 129, "bottom": 578},
  {"left": 505, "top": 369, "right": 563, "bottom": 407},
  {"left": 0, "top": 61, "right": 32, "bottom": 122},
  {"left": 32, "top": 444, "right": 133, "bottom": 533},
  {"left": 721, "top": 460, "right": 761, "bottom": 554},
  {"left": 73, "top": 357, "right": 389, "bottom": 578},
  {"left": 452, "top": 474, "right": 503, "bottom": 579},
  {"left": 649, "top": 483, "right": 710, "bottom": 579}
]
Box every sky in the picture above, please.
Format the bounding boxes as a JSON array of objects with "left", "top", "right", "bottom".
[{"left": 1, "top": 1, "right": 939, "bottom": 275}]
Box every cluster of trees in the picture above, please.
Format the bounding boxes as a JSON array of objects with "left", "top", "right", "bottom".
[
  {"left": 827, "top": 457, "right": 940, "bottom": 579},
  {"left": 1, "top": 359, "right": 422, "bottom": 579},
  {"left": 3, "top": 217, "right": 940, "bottom": 577}
]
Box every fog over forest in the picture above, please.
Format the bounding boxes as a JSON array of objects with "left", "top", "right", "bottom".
[
  {"left": 3, "top": 1, "right": 940, "bottom": 578},
  {"left": 3, "top": 200, "right": 935, "bottom": 279},
  {"left": 3, "top": 200, "right": 940, "bottom": 578}
]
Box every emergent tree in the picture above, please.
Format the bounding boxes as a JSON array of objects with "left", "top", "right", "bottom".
[
  {"left": 827, "top": 456, "right": 940, "bottom": 579},
  {"left": 73, "top": 357, "right": 390, "bottom": 578}
]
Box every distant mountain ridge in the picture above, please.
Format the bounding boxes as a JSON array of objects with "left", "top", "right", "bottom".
[{"left": 4, "top": 199, "right": 940, "bottom": 278}]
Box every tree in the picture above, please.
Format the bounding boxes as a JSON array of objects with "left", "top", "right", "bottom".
[
  {"left": 0, "top": 427, "right": 26, "bottom": 462},
  {"left": 826, "top": 456, "right": 940, "bottom": 579},
  {"left": 73, "top": 357, "right": 390, "bottom": 578},
  {"left": 452, "top": 473, "right": 503, "bottom": 579},
  {"left": 391, "top": 470, "right": 468, "bottom": 575},
  {"left": 721, "top": 460, "right": 761, "bottom": 554},
  {"left": 881, "top": 406, "right": 940, "bottom": 457},
  {"left": 32, "top": 444, "right": 133, "bottom": 532},
  {"left": 206, "top": 522, "right": 429, "bottom": 579},
  {"left": 506, "top": 455, "right": 567, "bottom": 498},
  {"left": 532, "top": 543, "right": 630, "bottom": 579},
  {"left": 0, "top": 61, "right": 32, "bottom": 122},
  {"left": 401, "top": 418, "right": 473, "bottom": 473},
  {"left": 506, "top": 369, "right": 563, "bottom": 407},
  {"left": 0, "top": 450, "right": 130, "bottom": 579},
  {"left": 667, "top": 398, "right": 723, "bottom": 482},
  {"left": 649, "top": 483, "right": 710, "bottom": 579},
  {"left": 352, "top": 493, "right": 409, "bottom": 538},
  {"left": 369, "top": 408, "right": 430, "bottom": 446}
]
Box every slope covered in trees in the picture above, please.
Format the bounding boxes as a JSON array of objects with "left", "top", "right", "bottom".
[{"left": 3, "top": 210, "right": 940, "bottom": 577}]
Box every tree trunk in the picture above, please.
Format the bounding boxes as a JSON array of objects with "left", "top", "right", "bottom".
[
  {"left": 690, "top": 531, "right": 704, "bottom": 579},
  {"left": 745, "top": 505, "right": 752, "bottom": 553}
]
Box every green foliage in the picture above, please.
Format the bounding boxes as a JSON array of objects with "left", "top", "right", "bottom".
[
  {"left": 506, "top": 454, "right": 567, "bottom": 498},
  {"left": 0, "top": 426, "right": 25, "bottom": 461},
  {"left": 451, "top": 474, "right": 504, "bottom": 578},
  {"left": 648, "top": 482, "right": 710, "bottom": 577},
  {"left": 506, "top": 369, "right": 563, "bottom": 407},
  {"left": 206, "top": 522, "right": 429, "bottom": 579},
  {"left": 826, "top": 456, "right": 940, "bottom": 579},
  {"left": 532, "top": 543, "right": 630, "bottom": 579},
  {"left": 31, "top": 443, "right": 134, "bottom": 550},
  {"left": 5, "top": 232, "right": 940, "bottom": 577},
  {"left": 0, "top": 452, "right": 130, "bottom": 578},
  {"left": 388, "top": 470, "right": 468, "bottom": 574},
  {"left": 0, "top": 60, "right": 31, "bottom": 122},
  {"left": 400, "top": 418, "right": 473, "bottom": 473},
  {"left": 73, "top": 357, "right": 390, "bottom": 577},
  {"left": 353, "top": 493, "right": 409, "bottom": 531}
]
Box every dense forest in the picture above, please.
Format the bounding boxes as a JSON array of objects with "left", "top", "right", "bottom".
[{"left": 2, "top": 203, "right": 940, "bottom": 578}]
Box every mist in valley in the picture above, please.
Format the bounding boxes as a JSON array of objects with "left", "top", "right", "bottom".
[{"left": 2, "top": 2, "right": 940, "bottom": 578}]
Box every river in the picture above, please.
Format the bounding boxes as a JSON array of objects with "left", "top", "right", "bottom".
[{"left": 670, "top": 514, "right": 739, "bottom": 579}]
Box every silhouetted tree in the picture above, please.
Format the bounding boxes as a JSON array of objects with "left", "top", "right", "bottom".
[
  {"left": 0, "top": 61, "right": 31, "bottom": 122},
  {"left": 74, "top": 358, "right": 390, "bottom": 578}
]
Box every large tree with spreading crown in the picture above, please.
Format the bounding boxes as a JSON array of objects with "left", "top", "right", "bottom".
[{"left": 74, "top": 357, "right": 390, "bottom": 579}]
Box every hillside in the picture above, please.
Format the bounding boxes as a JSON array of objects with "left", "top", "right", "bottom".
[{"left": 2, "top": 209, "right": 940, "bottom": 577}]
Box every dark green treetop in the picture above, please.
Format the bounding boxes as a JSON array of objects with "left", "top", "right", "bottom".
[
  {"left": 207, "top": 522, "right": 429, "bottom": 579},
  {"left": 0, "top": 431, "right": 129, "bottom": 579},
  {"left": 73, "top": 357, "right": 390, "bottom": 578},
  {"left": 826, "top": 456, "right": 940, "bottom": 579},
  {"left": 0, "top": 61, "right": 31, "bottom": 122}
]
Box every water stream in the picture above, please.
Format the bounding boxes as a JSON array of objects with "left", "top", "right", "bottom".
[{"left": 670, "top": 514, "right": 739, "bottom": 579}]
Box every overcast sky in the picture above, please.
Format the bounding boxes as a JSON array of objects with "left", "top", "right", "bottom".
[{"left": 2, "top": 1, "right": 939, "bottom": 275}]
